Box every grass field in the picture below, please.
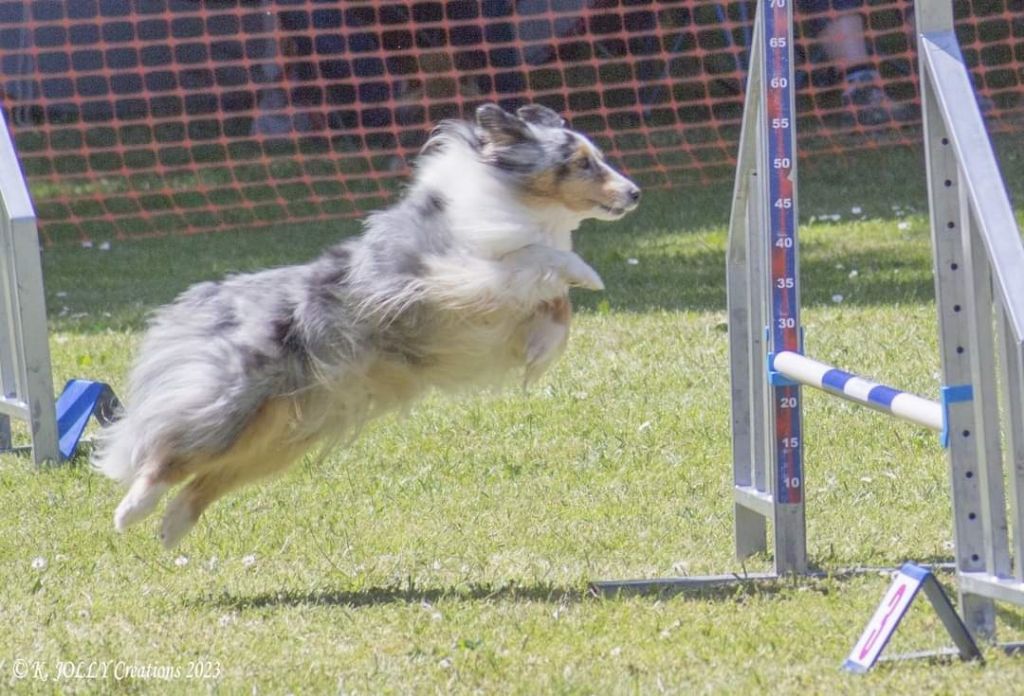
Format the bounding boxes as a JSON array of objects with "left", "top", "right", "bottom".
[{"left": 3, "top": 141, "right": 1024, "bottom": 694}]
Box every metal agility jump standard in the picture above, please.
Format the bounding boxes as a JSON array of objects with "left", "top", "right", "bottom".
[
  {"left": 0, "top": 107, "right": 59, "bottom": 464},
  {"left": 594, "top": 0, "right": 807, "bottom": 592},
  {"left": 0, "top": 110, "right": 117, "bottom": 464},
  {"left": 594, "top": 0, "right": 1024, "bottom": 648}
]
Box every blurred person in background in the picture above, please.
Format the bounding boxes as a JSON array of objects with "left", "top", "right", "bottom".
[{"left": 798, "top": 0, "right": 916, "bottom": 125}]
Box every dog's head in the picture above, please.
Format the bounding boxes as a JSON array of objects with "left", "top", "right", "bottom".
[{"left": 474, "top": 104, "right": 641, "bottom": 221}]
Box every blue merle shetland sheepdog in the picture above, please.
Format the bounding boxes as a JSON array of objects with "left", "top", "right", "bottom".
[{"left": 94, "top": 103, "right": 640, "bottom": 548}]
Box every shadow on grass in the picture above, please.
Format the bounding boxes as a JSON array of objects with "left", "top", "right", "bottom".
[
  {"left": 204, "top": 573, "right": 823, "bottom": 611},
  {"left": 207, "top": 582, "right": 584, "bottom": 610},
  {"left": 199, "top": 553, "right": 966, "bottom": 613}
]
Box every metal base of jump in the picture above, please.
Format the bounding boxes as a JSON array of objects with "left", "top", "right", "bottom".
[
  {"left": 590, "top": 570, "right": 779, "bottom": 598},
  {"left": 590, "top": 562, "right": 956, "bottom": 598},
  {"left": 594, "top": 0, "right": 1024, "bottom": 657}
]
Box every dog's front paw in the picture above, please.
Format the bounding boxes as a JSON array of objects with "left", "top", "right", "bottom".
[
  {"left": 502, "top": 244, "right": 604, "bottom": 294},
  {"left": 561, "top": 254, "right": 604, "bottom": 291}
]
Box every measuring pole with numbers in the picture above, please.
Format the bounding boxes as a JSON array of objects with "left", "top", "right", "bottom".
[
  {"left": 762, "top": 0, "right": 805, "bottom": 573},
  {"left": 590, "top": 0, "right": 807, "bottom": 594},
  {"left": 719, "top": 0, "right": 807, "bottom": 576}
]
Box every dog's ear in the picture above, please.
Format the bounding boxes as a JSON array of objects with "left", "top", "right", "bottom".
[
  {"left": 475, "top": 104, "right": 532, "bottom": 146},
  {"left": 516, "top": 104, "right": 566, "bottom": 129}
]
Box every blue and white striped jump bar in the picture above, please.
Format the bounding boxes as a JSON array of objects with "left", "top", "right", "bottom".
[{"left": 771, "top": 351, "right": 943, "bottom": 432}]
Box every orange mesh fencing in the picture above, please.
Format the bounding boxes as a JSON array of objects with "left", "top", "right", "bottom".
[{"left": 2, "top": 0, "right": 1022, "bottom": 245}]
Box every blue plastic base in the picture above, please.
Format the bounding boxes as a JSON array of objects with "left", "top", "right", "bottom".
[{"left": 55, "top": 379, "right": 120, "bottom": 460}]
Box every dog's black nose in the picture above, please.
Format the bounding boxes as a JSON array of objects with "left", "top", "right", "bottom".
[{"left": 629, "top": 187, "right": 641, "bottom": 204}]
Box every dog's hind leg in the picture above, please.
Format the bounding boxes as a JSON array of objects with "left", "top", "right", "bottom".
[
  {"left": 159, "top": 454, "right": 302, "bottom": 549},
  {"left": 159, "top": 397, "right": 310, "bottom": 549},
  {"left": 115, "top": 476, "right": 168, "bottom": 532},
  {"left": 113, "top": 458, "right": 184, "bottom": 532},
  {"left": 160, "top": 471, "right": 236, "bottom": 549}
]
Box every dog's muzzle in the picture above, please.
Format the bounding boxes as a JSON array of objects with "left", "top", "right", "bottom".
[{"left": 599, "top": 184, "right": 641, "bottom": 218}]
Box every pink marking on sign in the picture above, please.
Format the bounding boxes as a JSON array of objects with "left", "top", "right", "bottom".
[
  {"left": 845, "top": 569, "right": 924, "bottom": 671},
  {"left": 859, "top": 583, "right": 907, "bottom": 660}
]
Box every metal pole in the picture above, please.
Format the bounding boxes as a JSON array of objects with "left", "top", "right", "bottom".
[{"left": 761, "top": 0, "right": 805, "bottom": 576}]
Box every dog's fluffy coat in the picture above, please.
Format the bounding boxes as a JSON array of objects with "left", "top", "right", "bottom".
[{"left": 95, "top": 104, "right": 640, "bottom": 548}]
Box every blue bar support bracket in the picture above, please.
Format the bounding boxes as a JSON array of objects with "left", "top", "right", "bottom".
[
  {"left": 940, "top": 384, "right": 974, "bottom": 448},
  {"left": 767, "top": 351, "right": 800, "bottom": 387}
]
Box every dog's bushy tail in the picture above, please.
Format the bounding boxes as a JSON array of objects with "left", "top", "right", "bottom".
[{"left": 92, "top": 413, "right": 146, "bottom": 485}]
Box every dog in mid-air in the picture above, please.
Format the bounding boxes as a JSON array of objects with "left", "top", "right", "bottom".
[{"left": 94, "top": 103, "right": 641, "bottom": 548}]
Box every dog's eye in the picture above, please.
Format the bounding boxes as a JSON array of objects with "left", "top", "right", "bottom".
[{"left": 577, "top": 158, "right": 592, "bottom": 171}]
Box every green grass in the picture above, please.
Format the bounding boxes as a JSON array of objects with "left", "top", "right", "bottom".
[{"left": 3, "top": 142, "right": 1024, "bottom": 693}]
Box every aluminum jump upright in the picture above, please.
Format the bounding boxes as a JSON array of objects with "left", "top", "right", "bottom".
[
  {"left": 594, "top": 0, "right": 1024, "bottom": 646},
  {"left": 917, "top": 0, "right": 1024, "bottom": 641},
  {"left": 0, "top": 110, "right": 58, "bottom": 464}
]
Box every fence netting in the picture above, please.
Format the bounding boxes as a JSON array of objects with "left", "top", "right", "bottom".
[{"left": 2, "top": 0, "right": 1022, "bottom": 245}]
